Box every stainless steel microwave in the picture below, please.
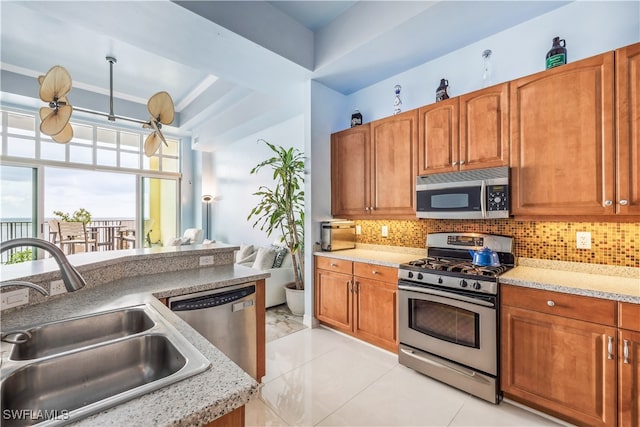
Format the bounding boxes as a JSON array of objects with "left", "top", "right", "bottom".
[{"left": 416, "top": 167, "right": 509, "bottom": 219}]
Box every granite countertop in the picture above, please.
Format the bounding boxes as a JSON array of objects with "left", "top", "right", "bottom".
[
  {"left": 314, "top": 244, "right": 426, "bottom": 267},
  {"left": 500, "top": 258, "right": 640, "bottom": 304},
  {"left": 1, "top": 245, "right": 269, "bottom": 426}
]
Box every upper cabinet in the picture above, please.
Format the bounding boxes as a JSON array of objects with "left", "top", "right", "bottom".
[
  {"left": 510, "top": 41, "right": 639, "bottom": 219},
  {"left": 615, "top": 42, "right": 640, "bottom": 216},
  {"left": 418, "top": 82, "right": 509, "bottom": 175},
  {"left": 510, "top": 51, "right": 616, "bottom": 216},
  {"left": 331, "top": 110, "right": 418, "bottom": 219}
]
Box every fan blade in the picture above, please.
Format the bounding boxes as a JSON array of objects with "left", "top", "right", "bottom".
[
  {"left": 53, "top": 122, "right": 73, "bottom": 144},
  {"left": 38, "top": 75, "right": 45, "bottom": 86},
  {"left": 39, "top": 107, "right": 52, "bottom": 122},
  {"left": 144, "top": 132, "right": 161, "bottom": 157},
  {"left": 148, "top": 119, "right": 168, "bottom": 147},
  {"left": 39, "top": 66, "right": 72, "bottom": 102},
  {"left": 147, "top": 91, "right": 174, "bottom": 125},
  {"left": 40, "top": 105, "right": 72, "bottom": 136}
]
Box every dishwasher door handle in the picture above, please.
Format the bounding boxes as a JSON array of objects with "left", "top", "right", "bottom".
[{"left": 232, "top": 299, "right": 254, "bottom": 312}]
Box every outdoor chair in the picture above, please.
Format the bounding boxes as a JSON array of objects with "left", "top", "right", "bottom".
[{"left": 58, "top": 221, "right": 97, "bottom": 254}]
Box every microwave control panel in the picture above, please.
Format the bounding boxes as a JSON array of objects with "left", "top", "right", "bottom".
[{"left": 486, "top": 185, "right": 508, "bottom": 211}]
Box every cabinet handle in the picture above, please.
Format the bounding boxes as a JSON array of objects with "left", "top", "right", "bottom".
[
  {"left": 348, "top": 280, "right": 353, "bottom": 293},
  {"left": 607, "top": 336, "right": 614, "bottom": 360},
  {"left": 372, "top": 270, "right": 379, "bottom": 275},
  {"left": 547, "top": 300, "right": 555, "bottom": 307},
  {"left": 624, "top": 340, "right": 629, "bottom": 364},
  {"left": 354, "top": 281, "right": 359, "bottom": 293},
  {"left": 604, "top": 200, "right": 613, "bottom": 206},
  {"left": 460, "top": 160, "right": 465, "bottom": 165},
  {"left": 365, "top": 207, "right": 369, "bottom": 212},
  {"left": 619, "top": 199, "right": 629, "bottom": 206},
  {"left": 330, "top": 263, "right": 337, "bottom": 267},
  {"left": 452, "top": 161, "right": 458, "bottom": 166}
]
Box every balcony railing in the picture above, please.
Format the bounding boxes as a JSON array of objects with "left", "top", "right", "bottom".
[{"left": 1, "top": 219, "right": 136, "bottom": 263}]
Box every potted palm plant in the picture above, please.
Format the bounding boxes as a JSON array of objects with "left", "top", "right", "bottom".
[{"left": 247, "top": 139, "right": 305, "bottom": 315}]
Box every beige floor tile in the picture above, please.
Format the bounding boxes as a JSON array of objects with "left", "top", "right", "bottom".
[
  {"left": 261, "top": 335, "right": 396, "bottom": 426},
  {"left": 245, "top": 397, "right": 290, "bottom": 427},
  {"left": 450, "top": 397, "right": 567, "bottom": 427},
  {"left": 318, "top": 365, "right": 466, "bottom": 426}
]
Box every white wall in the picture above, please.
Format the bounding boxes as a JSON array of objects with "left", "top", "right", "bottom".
[
  {"left": 210, "top": 114, "right": 305, "bottom": 247},
  {"left": 341, "top": 1, "right": 639, "bottom": 129}
]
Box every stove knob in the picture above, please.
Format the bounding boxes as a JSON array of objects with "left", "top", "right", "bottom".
[
  {"left": 417, "top": 273, "right": 424, "bottom": 280},
  {"left": 407, "top": 271, "right": 414, "bottom": 279},
  {"left": 437, "top": 277, "right": 443, "bottom": 284},
  {"left": 473, "top": 282, "right": 482, "bottom": 290},
  {"left": 459, "top": 280, "right": 468, "bottom": 288}
]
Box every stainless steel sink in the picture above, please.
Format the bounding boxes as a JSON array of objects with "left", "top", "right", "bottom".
[
  {"left": 0, "top": 304, "right": 211, "bottom": 427},
  {"left": 10, "top": 306, "right": 155, "bottom": 360}
]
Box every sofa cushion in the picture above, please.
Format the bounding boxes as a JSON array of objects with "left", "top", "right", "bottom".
[
  {"left": 252, "top": 246, "right": 277, "bottom": 270},
  {"left": 271, "top": 245, "right": 289, "bottom": 268},
  {"left": 236, "top": 244, "right": 256, "bottom": 263}
]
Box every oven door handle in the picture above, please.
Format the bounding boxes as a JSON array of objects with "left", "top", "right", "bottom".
[
  {"left": 398, "top": 284, "right": 495, "bottom": 308},
  {"left": 480, "top": 179, "right": 487, "bottom": 219},
  {"left": 400, "top": 348, "right": 490, "bottom": 384}
]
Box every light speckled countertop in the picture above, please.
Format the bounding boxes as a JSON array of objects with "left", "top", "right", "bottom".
[
  {"left": 501, "top": 258, "right": 640, "bottom": 304},
  {"left": 315, "top": 245, "right": 640, "bottom": 304},
  {"left": 0, "top": 244, "right": 268, "bottom": 426}
]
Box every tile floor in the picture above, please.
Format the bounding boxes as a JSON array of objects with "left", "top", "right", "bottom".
[{"left": 247, "top": 325, "right": 569, "bottom": 427}]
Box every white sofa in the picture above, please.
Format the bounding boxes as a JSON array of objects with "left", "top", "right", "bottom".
[
  {"left": 235, "top": 244, "right": 295, "bottom": 308},
  {"left": 165, "top": 228, "right": 204, "bottom": 246}
]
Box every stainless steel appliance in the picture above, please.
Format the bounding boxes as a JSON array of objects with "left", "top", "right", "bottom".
[
  {"left": 321, "top": 220, "right": 356, "bottom": 251},
  {"left": 169, "top": 282, "right": 257, "bottom": 379},
  {"left": 416, "top": 166, "right": 509, "bottom": 219},
  {"left": 398, "top": 232, "right": 514, "bottom": 403}
]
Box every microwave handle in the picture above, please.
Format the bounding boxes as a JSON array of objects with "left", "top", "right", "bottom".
[{"left": 480, "top": 180, "right": 487, "bottom": 219}]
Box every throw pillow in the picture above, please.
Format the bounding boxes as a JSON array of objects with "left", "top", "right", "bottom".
[
  {"left": 252, "top": 246, "right": 277, "bottom": 270},
  {"left": 271, "top": 245, "right": 288, "bottom": 268},
  {"left": 236, "top": 244, "right": 255, "bottom": 263}
]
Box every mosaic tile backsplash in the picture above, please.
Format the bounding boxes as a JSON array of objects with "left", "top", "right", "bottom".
[{"left": 354, "top": 219, "right": 639, "bottom": 268}]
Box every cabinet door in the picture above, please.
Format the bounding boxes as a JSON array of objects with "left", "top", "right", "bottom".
[
  {"left": 616, "top": 42, "right": 640, "bottom": 215},
  {"left": 331, "top": 125, "right": 370, "bottom": 217},
  {"left": 510, "top": 52, "right": 615, "bottom": 216},
  {"left": 315, "top": 268, "right": 353, "bottom": 333},
  {"left": 501, "top": 305, "right": 617, "bottom": 427},
  {"left": 353, "top": 276, "right": 397, "bottom": 353},
  {"left": 619, "top": 329, "right": 640, "bottom": 427},
  {"left": 418, "top": 98, "right": 459, "bottom": 175},
  {"left": 369, "top": 110, "right": 418, "bottom": 217},
  {"left": 459, "top": 83, "right": 509, "bottom": 170}
]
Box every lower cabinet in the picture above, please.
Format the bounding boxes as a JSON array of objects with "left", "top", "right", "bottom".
[
  {"left": 314, "top": 256, "right": 398, "bottom": 353},
  {"left": 618, "top": 302, "right": 640, "bottom": 426},
  {"left": 501, "top": 285, "right": 617, "bottom": 427}
]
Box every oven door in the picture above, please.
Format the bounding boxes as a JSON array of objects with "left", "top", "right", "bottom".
[{"left": 398, "top": 282, "right": 497, "bottom": 375}]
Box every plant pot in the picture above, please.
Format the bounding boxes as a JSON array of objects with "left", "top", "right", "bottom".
[{"left": 285, "top": 283, "right": 304, "bottom": 316}]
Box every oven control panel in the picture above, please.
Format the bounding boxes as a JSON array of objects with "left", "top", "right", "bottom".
[{"left": 398, "top": 268, "right": 498, "bottom": 295}]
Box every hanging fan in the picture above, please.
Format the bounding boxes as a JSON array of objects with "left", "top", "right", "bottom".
[
  {"left": 37, "top": 66, "right": 74, "bottom": 143},
  {"left": 36, "top": 57, "right": 175, "bottom": 156},
  {"left": 143, "top": 91, "right": 175, "bottom": 157}
]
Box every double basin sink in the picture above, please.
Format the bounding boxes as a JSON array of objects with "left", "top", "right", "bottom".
[{"left": 1, "top": 304, "right": 211, "bottom": 426}]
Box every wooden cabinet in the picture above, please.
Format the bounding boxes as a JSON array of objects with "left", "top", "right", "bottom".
[
  {"left": 618, "top": 302, "right": 640, "bottom": 426},
  {"left": 331, "top": 124, "right": 370, "bottom": 217},
  {"left": 509, "top": 42, "right": 640, "bottom": 219},
  {"left": 615, "top": 42, "right": 640, "bottom": 216},
  {"left": 418, "top": 82, "right": 509, "bottom": 175},
  {"left": 314, "top": 256, "right": 398, "bottom": 352},
  {"left": 501, "top": 285, "right": 617, "bottom": 426},
  {"left": 331, "top": 110, "right": 418, "bottom": 218}
]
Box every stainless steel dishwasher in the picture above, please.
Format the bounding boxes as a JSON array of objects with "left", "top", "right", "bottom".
[{"left": 168, "top": 282, "right": 257, "bottom": 379}]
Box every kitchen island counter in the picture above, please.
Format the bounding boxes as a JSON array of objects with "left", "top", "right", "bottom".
[{"left": 1, "top": 244, "right": 268, "bottom": 427}]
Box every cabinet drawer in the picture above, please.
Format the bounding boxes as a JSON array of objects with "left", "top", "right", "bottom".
[
  {"left": 353, "top": 262, "right": 398, "bottom": 283},
  {"left": 501, "top": 284, "right": 616, "bottom": 326},
  {"left": 619, "top": 302, "right": 640, "bottom": 331},
  {"left": 316, "top": 256, "right": 353, "bottom": 274}
]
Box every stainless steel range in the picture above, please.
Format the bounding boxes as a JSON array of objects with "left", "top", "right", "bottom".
[{"left": 397, "top": 232, "right": 514, "bottom": 403}]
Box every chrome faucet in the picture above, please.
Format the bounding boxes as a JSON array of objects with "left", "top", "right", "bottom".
[
  {"left": 1, "top": 238, "right": 86, "bottom": 292},
  {"left": 0, "top": 280, "right": 49, "bottom": 296}
]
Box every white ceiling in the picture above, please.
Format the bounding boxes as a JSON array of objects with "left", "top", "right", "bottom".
[{"left": 0, "top": 1, "right": 570, "bottom": 150}]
